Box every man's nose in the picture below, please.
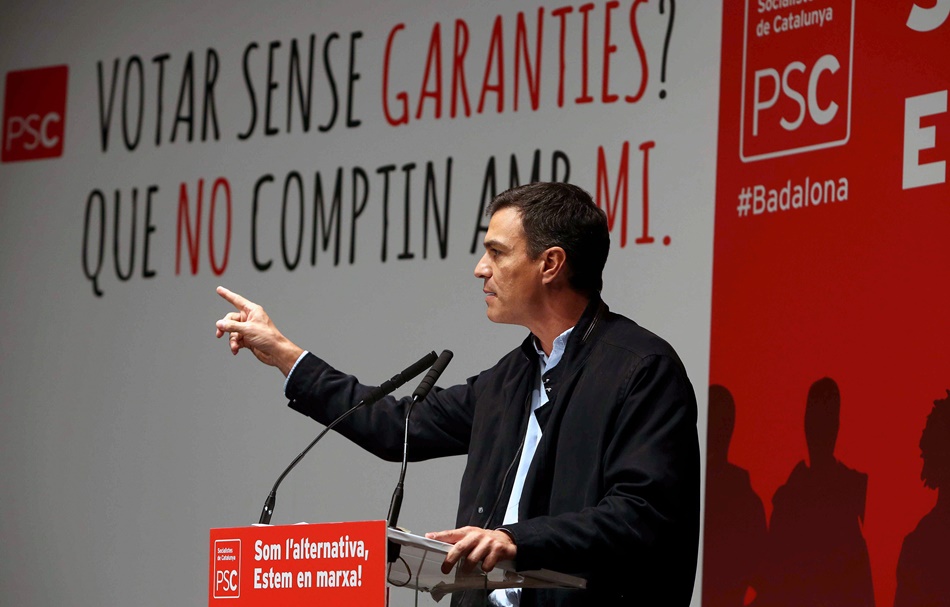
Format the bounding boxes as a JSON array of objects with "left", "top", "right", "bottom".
[{"left": 474, "top": 253, "right": 490, "bottom": 279}]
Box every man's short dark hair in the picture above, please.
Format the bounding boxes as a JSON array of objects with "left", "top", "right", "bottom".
[{"left": 487, "top": 182, "right": 610, "bottom": 294}]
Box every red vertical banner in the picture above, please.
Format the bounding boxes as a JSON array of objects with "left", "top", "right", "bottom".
[{"left": 707, "top": 3, "right": 950, "bottom": 607}]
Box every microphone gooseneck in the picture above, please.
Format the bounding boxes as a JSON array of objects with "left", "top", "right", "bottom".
[
  {"left": 387, "top": 349, "right": 454, "bottom": 530},
  {"left": 257, "top": 350, "right": 438, "bottom": 525}
]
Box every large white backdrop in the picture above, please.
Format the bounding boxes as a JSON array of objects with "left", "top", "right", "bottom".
[{"left": 0, "top": 1, "right": 720, "bottom": 605}]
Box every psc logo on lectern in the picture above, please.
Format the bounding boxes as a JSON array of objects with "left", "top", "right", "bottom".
[
  {"left": 213, "top": 539, "right": 241, "bottom": 599},
  {"left": 739, "top": 0, "right": 855, "bottom": 162},
  {"left": 2, "top": 65, "right": 68, "bottom": 163}
]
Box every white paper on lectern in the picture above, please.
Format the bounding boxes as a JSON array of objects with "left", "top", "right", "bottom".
[{"left": 386, "top": 528, "right": 587, "bottom": 603}]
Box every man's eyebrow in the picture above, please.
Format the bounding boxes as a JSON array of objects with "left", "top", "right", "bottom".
[{"left": 483, "top": 238, "right": 510, "bottom": 250}]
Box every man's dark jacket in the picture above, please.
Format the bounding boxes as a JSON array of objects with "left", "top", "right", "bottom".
[{"left": 286, "top": 298, "right": 700, "bottom": 606}]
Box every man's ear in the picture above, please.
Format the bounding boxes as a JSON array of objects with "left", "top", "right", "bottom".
[{"left": 539, "top": 247, "right": 568, "bottom": 285}]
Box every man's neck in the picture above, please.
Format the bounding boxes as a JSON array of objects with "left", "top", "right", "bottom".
[{"left": 530, "top": 291, "right": 592, "bottom": 356}]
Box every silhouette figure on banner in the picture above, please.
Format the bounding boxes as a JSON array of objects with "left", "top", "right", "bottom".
[
  {"left": 703, "top": 385, "right": 767, "bottom": 607},
  {"left": 895, "top": 390, "right": 950, "bottom": 607},
  {"left": 759, "top": 377, "right": 875, "bottom": 607}
]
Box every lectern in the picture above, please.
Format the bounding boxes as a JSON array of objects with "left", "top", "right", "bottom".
[{"left": 209, "top": 521, "right": 586, "bottom": 605}]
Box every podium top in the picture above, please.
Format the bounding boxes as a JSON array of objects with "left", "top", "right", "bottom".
[{"left": 386, "top": 528, "right": 586, "bottom": 603}]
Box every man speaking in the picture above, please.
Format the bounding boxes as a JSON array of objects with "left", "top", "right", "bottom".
[{"left": 215, "top": 182, "right": 699, "bottom": 607}]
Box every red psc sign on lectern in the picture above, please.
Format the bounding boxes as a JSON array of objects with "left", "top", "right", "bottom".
[{"left": 209, "top": 520, "right": 387, "bottom": 606}]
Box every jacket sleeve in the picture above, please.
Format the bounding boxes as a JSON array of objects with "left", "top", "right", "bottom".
[
  {"left": 503, "top": 352, "right": 700, "bottom": 585},
  {"left": 285, "top": 352, "right": 476, "bottom": 462}
]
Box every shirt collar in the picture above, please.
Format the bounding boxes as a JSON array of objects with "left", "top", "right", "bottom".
[
  {"left": 533, "top": 326, "right": 574, "bottom": 370},
  {"left": 518, "top": 295, "right": 608, "bottom": 363}
]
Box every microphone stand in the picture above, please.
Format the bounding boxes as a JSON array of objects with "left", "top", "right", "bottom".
[
  {"left": 257, "top": 350, "right": 437, "bottom": 525},
  {"left": 386, "top": 349, "right": 454, "bottom": 562}
]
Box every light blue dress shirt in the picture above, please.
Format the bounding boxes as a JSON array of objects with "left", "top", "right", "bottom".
[{"left": 491, "top": 326, "right": 574, "bottom": 607}]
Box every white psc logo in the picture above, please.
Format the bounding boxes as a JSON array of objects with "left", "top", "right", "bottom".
[
  {"left": 215, "top": 569, "right": 239, "bottom": 594},
  {"left": 4, "top": 112, "right": 62, "bottom": 151}
]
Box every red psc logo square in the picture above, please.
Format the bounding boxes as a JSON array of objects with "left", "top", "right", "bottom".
[
  {"left": 212, "top": 539, "right": 241, "bottom": 599},
  {"left": 2, "top": 65, "right": 69, "bottom": 162},
  {"left": 739, "top": 0, "right": 854, "bottom": 162}
]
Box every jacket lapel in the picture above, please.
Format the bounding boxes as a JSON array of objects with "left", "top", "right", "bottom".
[{"left": 519, "top": 297, "right": 607, "bottom": 519}]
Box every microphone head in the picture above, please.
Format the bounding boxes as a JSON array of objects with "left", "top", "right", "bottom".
[
  {"left": 407, "top": 351, "right": 439, "bottom": 378},
  {"left": 411, "top": 350, "right": 454, "bottom": 401},
  {"left": 432, "top": 349, "right": 454, "bottom": 372}
]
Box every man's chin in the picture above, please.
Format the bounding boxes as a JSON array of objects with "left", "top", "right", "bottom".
[
  {"left": 485, "top": 306, "right": 502, "bottom": 323},
  {"left": 485, "top": 308, "right": 516, "bottom": 326}
]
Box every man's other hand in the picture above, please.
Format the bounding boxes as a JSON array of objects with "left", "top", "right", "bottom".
[{"left": 425, "top": 526, "right": 516, "bottom": 574}]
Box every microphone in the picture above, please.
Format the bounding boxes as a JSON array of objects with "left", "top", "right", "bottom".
[
  {"left": 363, "top": 352, "right": 441, "bottom": 406},
  {"left": 387, "top": 349, "right": 454, "bottom": 531},
  {"left": 411, "top": 349, "right": 454, "bottom": 401},
  {"left": 257, "top": 350, "right": 438, "bottom": 525}
]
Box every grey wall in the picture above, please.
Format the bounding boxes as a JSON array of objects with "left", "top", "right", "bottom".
[{"left": 0, "top": 1, "right": 720, "bottom": 604}]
